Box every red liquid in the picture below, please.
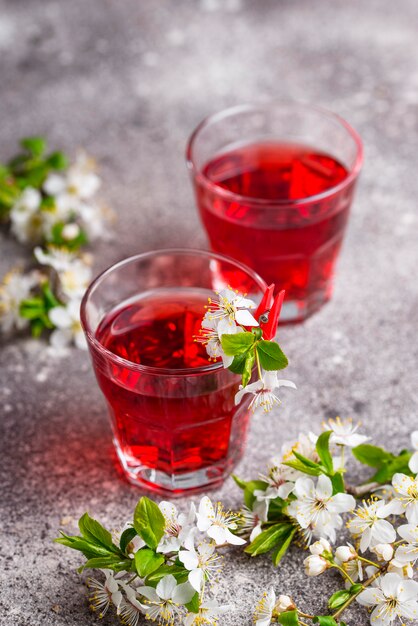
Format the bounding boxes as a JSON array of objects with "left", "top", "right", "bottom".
[
  {"left": 195, "top": 142, "right": 355, "bottom": 320},
  {"left": 94, "top": 290, "right": 249, "bottom": 493}
]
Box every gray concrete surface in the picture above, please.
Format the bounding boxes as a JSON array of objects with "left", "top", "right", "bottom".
[{"left": 1, "top": 0, "right": 418, "bottom": 624}]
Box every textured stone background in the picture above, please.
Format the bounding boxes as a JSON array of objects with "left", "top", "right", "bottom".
[{"left": 1, "top": 0, "right": 418, "bottom": 624}]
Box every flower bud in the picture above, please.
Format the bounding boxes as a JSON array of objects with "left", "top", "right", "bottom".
[
  {"left": 335, "top": 544, "right": 357, "bottom": 563},
  {"left": 275, "top": 595, "right": 296, "bottom": 613},
  {"left": 61, "top": 223, "right": 81, "bottom": 240},
  {"left": 304, "top": 554, "right": 328, "bottom": 576},
  {"left": 370, "top": 543, "right": 394, "bottom": 562},
  {"left": 309, "top": 538, "right": 332, "bottom": 555}
]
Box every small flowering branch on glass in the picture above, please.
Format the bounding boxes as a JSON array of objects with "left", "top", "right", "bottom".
[
  {"left": 0, "top": 137, "right": 110, "bottom": 349},
  {"left": 196, "top": 284, "right": 296, "bottom": 412}
]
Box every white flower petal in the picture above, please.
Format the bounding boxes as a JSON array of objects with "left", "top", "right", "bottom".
[
  {"left": 156, "top": 574, "right": 177, "bottom": 600},
  {"left": 178, "top": 550, "right": 199, "bottom": 571},
  {"left": 316, "top": 474, "right": 333, "bottom": 499},
  {"left": 235, "top": 309, "right": 259, "bottom": 326},
  {"left": 397, "top": 579, "right": 418, "bottom": 602},
  {"left": 409, "top": 451, "right": 418, "bottom": 473},
  {"left": 172, "top": 582, "right": 195, "bottom": 605},
  {"left": 138, "top": 586, "right": 159, "bottom": 602},
  {"left": 188, "top": 568, "right": 203, "bottom": 592},
  {"left": 207, "top": 525, "right": 226, "bottom": 544}
]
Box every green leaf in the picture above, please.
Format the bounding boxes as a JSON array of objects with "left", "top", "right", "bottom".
[
  {"left": 31, "top": 318, "right": 46, "bottom": 338},
  {"left": 312, "top": 617, "right": 338, "bottom": 626},
  {"left": 256, "top": 340, "right": 288, "bottom": 371},
  {"left": 120, "top": 527, "right": 138, "bottom": 555},
  {"left": 228, "top": 353, "right": 248, "bottom": 374},
  {"left": 145, "top": 564, "right": 189, "bottom": 585},
  {"left": 242, "top": 349, "right": 255, "bottom": 387},
  {"left": 245, "top": 523, "right": 294, "bottom": 556},
  {"left": 316, "top": 431, "right": 333, "bottom": 474},
  {"left": 283, "top": 460, "right": 322, "bottom": 476},
  {"left": 221, "top": 332, "right": 255, "bottom": 356},
  {"left": 349, "top": 583, "right": 364, "bottom": 595},
  {"left": 20, "top": 136, "right": 46, "bottom": 157},
  {"left": 54, "top": 534, "right": 111, "bottom": 559},
  {"left": 47, "top": 151, "right": 68, "bottom": 170},
  {"left": 80, "top": 556, "right": 132, "bottom": 573},
  {"left": 232, "top": 474, "right": 247, "bottom": 490},
  {"left": 370, "top": 452, "right": 412, "bottom": 484},
  {"left": 292, "top": 449, "right": 321, "bottom": 470},
  {"left": 330, "top": 472, "right": 345, "bottom": 495},
  {"left": 242, "top": 479, "right": 269, "bottom": 509},
  {"left": 277, "top": 609, "right": 299, "bottom": 626},
  {"left": 78, "top": 513, "right": 115, "bottom": 551},
  {"left": 328, "top": 590, "right": 351, "bottom": 609},
  {"left": 352, "top": 444, "right": 393, "bottom": 467},
  {"left": 133, "top": 497, "right": 165, "bottom": 550},
  {"left": 134, "top": 548, "right": 164, "bottom": 578},
  {"left": 271, "top": 527, "right": 297, "bottom": 566},
  {"left": 41, "top": 281, "right": 61, "bottom": 309},
  {"left": 185, "top": 592, "right": 200, "bottom": 614}
]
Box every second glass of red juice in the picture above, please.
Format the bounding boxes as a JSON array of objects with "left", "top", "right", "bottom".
[
  {"left": 80, "top": 249, "right": 266, "bottom": 495},
  {"left": 187, "top": 103, "right": 363, "bottom": 322}
]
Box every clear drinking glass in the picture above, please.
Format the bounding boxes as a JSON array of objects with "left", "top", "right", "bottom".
[
  {"left": 80, "top": 249, "right": 267, "bottom": 495},
  {"left": 187, "top": 102, "right": 363, "bottom": 322}
]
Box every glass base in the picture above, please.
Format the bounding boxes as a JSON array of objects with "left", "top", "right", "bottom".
[{"left": 114, "top": 438, "right": 236, "bottom": 497}]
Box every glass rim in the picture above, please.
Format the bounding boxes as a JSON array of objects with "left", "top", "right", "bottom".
[
  {"left": 80, "top": 247, "right": 268, "bottom": 376},
  {"left": 186, "top": 101, "right": 364, "bottom": 207}
]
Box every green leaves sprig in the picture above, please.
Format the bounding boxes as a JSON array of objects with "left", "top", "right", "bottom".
[
  {"left": 352, "top": 443, "right": 412, "bottom": 484},
  {"left": 0, "top": 136, "right": 67, "bottom": 219},
  {"left": 222, "top": 330, "right": 288, "bottom": 388}
]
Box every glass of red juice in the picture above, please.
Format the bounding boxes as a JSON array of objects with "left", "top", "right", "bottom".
[
  {"left": 80, "top": 249, "right": 267, "bottom": 495},
  {"left": 187, "top": 102, "right": 363, "bottom": 323}
]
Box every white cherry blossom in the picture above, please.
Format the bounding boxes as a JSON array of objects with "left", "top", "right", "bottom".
[
  {"left": 0, "top": 268, "right": 38, "bottom": 333},
  {"left": 44, "top": 151, "right": 100, "bottom": 202},
  {"left": 409, "top": 432, "right": 418, "bottom": 474},
  {"left": 387, "top": 559, "right": 414, "bottom": 579},
  {"left": 253, "top": 588, "right": 276, "bottom": 626},
  {"left": 87, "top": 570, "right": 122, "bottom": 618},
  {"left": 234, "top": 370, "right": 296, "bottom": 412},
  {"left": 157, "top": 501, "right": 196, "bottom": 554},
  {"left": 118, "top": 583, "right": 146, "bottom": 625},
  {"left": 178, "top": 540, "right": 222, "bottom": 591},
  {"left": 395, "top": 524, "right": 418, "bottom": 565},
  {"left": 327, "top": 417, "right": 369, "bottom": 447},
  {"left": 357, "top": 572, "right": 418, "bottom": 626},
  {"left": 281, "top": 432, "right": 319, "bottom": 464},
  {"left": 138, "top": 575, "right": 195, "bottom": 624},
  {"left": 48, "top": 299, "right": 86, "bottom": 350},
  {"left": 347, "top": 499, "right": 396, "bottom": 552},
  {"left": 255, "top": 460, "right": 298, "bottom": 502},
  {"left": 378, "top": 473, "right": 418, "bottom": 524},
  {"left": 10, "top": 187, "right": 43, "bottom": 243},
  {"left": 196, "top": 496, "right": 245, "bottom": 546},
  {"left": 236, "top": 500, "right": 268, "bottom": 542},
  {"left": 197, "top": 316, "right": 243, "bottom": 367},
  {"left": 205, "top": 287, "right": 258, "bottom": 327},
  {"left": 286, "top": 475, "right": 355, "bottom": 542},
  {"left": 34, "top": 245, "right": 77, "bottom": 273}
]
